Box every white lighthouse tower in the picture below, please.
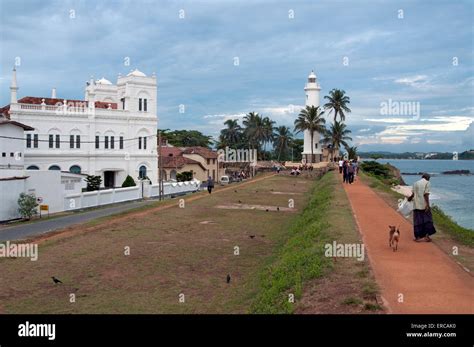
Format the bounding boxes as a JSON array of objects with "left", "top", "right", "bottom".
[{"left": 302, "top": 70, "right": 322, "bottom": 163}]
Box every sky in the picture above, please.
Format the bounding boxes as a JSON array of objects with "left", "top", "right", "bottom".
[{"left": 1, "top": 0, "right": 473, "bottom": 152}]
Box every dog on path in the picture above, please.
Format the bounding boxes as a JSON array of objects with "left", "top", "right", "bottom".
[{"left": 389, "top": 225, "right": 400, "bottom": 252}]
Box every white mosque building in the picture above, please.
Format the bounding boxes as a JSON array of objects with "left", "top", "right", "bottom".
[
  {"left": 302, "top": 70, "right": 323, "bottom": 163},
  {"left": 1, "top": 68, "right": 158, "bottom": 187}
]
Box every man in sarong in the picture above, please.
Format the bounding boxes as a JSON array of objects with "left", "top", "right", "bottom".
[{"left": 408, "top": 173, "right": 436, "bottom": 242}]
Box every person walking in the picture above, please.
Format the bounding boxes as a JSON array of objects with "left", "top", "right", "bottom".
[
  {"left": 338, "top": 159, "right": 344, "bottom": 174},
  {"left": 347, "top": 160, "right": 354, "bottom": 184},
  {"left": 408, "top": 173, "right": 436, "bottom": 242},
  {"left": 342, "top": 160, "right": 348, "bottom": 183},
  {"left": 207, "top": 176, "right": 214, "bottom": 194}
]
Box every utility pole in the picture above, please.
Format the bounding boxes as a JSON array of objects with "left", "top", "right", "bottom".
[{"left": 158, "top": 130, "right": 164, "bottom": 200}]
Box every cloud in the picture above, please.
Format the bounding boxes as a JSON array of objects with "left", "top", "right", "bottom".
[{"left": 394, "top": 75, "right": 429, "bottom": 87}]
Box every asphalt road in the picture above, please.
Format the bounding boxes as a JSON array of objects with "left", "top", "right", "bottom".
[{"left": 0, "top": 199, "right": 157, "bottom": 242}]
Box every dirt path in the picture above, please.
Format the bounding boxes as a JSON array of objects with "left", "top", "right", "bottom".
[{"left": 342, "top": 174, "right": 474, "bottom": 313}]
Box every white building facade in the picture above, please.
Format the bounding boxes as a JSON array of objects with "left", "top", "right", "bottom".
[
  {"left": 302, "top": 70, "right": 323, "bottom": 163},
  {"left": 2, "top": 68, "right": 158, "bottom": 187}
]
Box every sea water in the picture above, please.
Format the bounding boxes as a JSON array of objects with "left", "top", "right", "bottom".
[{"left": 375, "top": 159, "right": 474, "bottom": 230}]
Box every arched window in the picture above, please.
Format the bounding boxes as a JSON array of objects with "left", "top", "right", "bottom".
[
  {"left": 69, "top": 165, "right": 81, "bottom": 174},
  {"left": 26, "top": 165, "right": 39, "bottom": 170},
  {"left": 139, "top": 165, "right": 147, "bottom": 179},
  {"left": 49, "top": 165, "right": 61, "bottom": 171}
]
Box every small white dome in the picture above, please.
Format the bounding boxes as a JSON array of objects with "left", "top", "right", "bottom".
[
  {"left": 127, "top": 69, "right": 146, "bottom": 77},
  {"left": 308, "top": 70, "right": 317, "bottom": 79},
  {"left": 96, "top": 77, "right": 112, "bottom": 85}
]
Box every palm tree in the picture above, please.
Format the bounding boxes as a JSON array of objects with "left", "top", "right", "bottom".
[
  {"left": 262, "top": 116, "right": 276, "bottom": 158},
  {"left": 243, "top": 112, "right": 261, "bottom": 151},
  {"left": 321, "top": 121, "right": 352, "bottom": 161},
  {"left": 273, "top": 126, "right": 293, "bottom": 161},
  {"left": 294, "top": 106, "right": 326, "bottom": 163},
  {"left": 345, "top": 146, "right": 358, "bottom": 160},
  {"left": 220, "top": 119, "right": 242, "bottom": 148},
  {"left": 324, "top": 89, "right": 351, "bottom": 122}
]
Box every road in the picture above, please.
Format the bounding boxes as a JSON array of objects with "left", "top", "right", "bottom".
[{"left": 0, "top": 199, "right": 157, "bottom": 242}]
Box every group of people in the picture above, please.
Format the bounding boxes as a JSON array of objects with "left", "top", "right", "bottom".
[
  {"left": 338, "top": 159, "right": 359, "bottom": 184},
  {"left": 290, "top": 164, "right": 313, "bottom": 176}
]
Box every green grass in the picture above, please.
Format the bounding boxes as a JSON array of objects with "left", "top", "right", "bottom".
[
  {"left": 432, "top": 206, "right": 474, "bottom": 247},
  {"left": 250, "top": 173, "right": 334, "bottom": 313}
]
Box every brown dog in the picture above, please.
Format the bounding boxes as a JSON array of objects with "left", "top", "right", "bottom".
[{"left": 389, "top": 225, "right": 400, "bottom": 251}]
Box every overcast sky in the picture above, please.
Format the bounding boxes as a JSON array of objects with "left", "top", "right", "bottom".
[{"left": 1, "top": 0, "right": 473, "bottom": 152}]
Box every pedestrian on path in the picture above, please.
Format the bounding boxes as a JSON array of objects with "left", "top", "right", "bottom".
[
  {"left": 207, "top": 176, "right": 214, "bottom": 194},
  {"left": 347, "top": 161, "right": 355, "bottom": 184},
  {"left": 338, "top": 159, "right": 343, "bottom": 174},
  {"left": 408, "top": 173, "right": 436, "bottom": 242},
  {"left": 342, "top": 160, "right": 349, "bottom": 183}
]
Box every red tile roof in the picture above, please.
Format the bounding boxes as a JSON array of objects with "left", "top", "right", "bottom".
[
  {"left": 161, "top": 155, "right": 205, "bottom": 170},
  {"left": 17, "top": 97, "right": 118, "bottom": 109},
  {"left": 182, "top": 146, "right": 218, "bottom": 159},
  {"left": 0, "top": 97, "right": 118, "bottom": 119},
  {"left": 160, "top": 146, "right": 183, "bottom": 157}
]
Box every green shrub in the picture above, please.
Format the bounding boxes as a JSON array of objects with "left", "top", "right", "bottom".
[
  {"left": 122, "top": 175, "right": 136, "bottom": 187},
  {"left": 17, "top": 193, "right": 38, "bottom": 220},
  {"left": 85, "top": 175, "right": 102, "bottom": 191}
]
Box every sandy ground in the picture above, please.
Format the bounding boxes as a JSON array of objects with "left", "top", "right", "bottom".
[{"left": 342, "top": 176, "right": 474, "bottom": 313}]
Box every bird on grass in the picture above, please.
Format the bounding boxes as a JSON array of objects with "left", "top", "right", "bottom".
[
  {"left": 249, "top": 235, "right": 255, "bottom": 239},
  {"left": 265, "top": 209, "right": 269, "bottom": 212},
  {"left": 277, "top": 207, "right": 280, "bottom": 211},
  {"left": 226, "top": 274, "right": 231, "bottom": 284},
  {"left": 238, "top": 200, "right": 242, "bottom": 204},
  {"left": 234, "top": 190, "right": 237, "bottom": 193},
  {"left": 51, "top": 276, "right": 62, "bottom": 284},
  {"left": 255, "top": 190, "right": 258, "bottom": 193}
]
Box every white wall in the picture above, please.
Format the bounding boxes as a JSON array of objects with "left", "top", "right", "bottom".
[
  {"left": 0, "top": 178, "right": 26, "bottom": 220},
  {"left": 0, "top": 123, "right": 26, "bottom": 177},
  {"left": 24, "top": 171, "right": 85, "bottom": 214}
]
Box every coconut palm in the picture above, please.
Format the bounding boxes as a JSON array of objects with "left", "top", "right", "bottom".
[
  {"left": 273, "top": 126, "right": 293, "bottom": 161},
  {"left": 345, "top": 145, "right": 358, "bottom": 160},
  {"left": 262, "top": 116, "right": 276, "bottom": 157},
  {"left": 324, "top": 89, "right": 351, "bottom": 122},
  {"left": 220, "top": 119, "right": 243, "bottom": 148},
  {"left": 294, "top": 106, "right": 326, "bottom": 163},
  {"left": 243, "top": 112, "right": 262, "bottom": 151},
  {"left": 321, "top": 121, "right": 352, "bottom": 161}
]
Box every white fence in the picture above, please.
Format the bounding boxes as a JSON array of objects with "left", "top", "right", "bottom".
[{"left": 64, "top": 180, "right": 201, "bottom": 211}]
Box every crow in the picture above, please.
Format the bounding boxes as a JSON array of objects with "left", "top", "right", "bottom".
[
  {"left": 255, "top": 190, "right": 258, "bottom": 193},
  {"left": 51, "top": 276, "right": 62, "bottom": 284},
  {"left": 238, "top": 200, "right": 242, "bottom": 204},
  {"left": 249, "top": 235, "right": 255, "bottom": 239},
  {"left": 234, "top": 190, "right": 237, "bottom": 193},
  {"left": 277, "top": 207, "right": 280, "bottom": 211},
  {"left": 265, "top": 209, "right": 269, "bottom": 212},
  {"left": 226, "top": 274, "right": 231, "bottom": 284}
]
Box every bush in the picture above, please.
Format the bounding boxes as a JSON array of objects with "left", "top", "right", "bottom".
[
  {"left": 122, "top": 175, "right": 137, "bottom": 187},
  {"left": 18, "top": 193, "right": 38, "bottom": 220},
  {"left": 85, "top": 175, "right": 102, "bottom": 191},
  {"left": 176, "top": 171, "right": 193, "bottom": 182}
]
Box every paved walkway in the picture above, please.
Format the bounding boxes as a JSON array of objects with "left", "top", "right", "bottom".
[{"left": 342, "top": 175, "right": 474, "bottom": 313}]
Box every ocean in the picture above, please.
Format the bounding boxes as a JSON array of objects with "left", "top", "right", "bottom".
[{"left": 374, "top": 159, "right": 474, "bottom": 230}]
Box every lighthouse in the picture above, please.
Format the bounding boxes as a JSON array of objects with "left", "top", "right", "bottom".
[{"left": 302, "top": 70, "right": 322, "bottom": 163}]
